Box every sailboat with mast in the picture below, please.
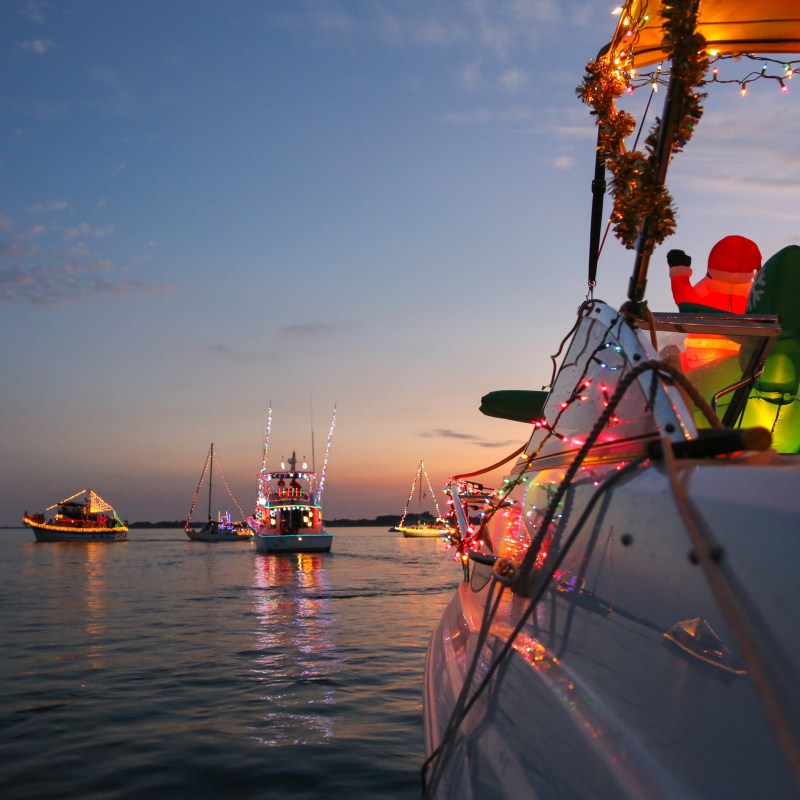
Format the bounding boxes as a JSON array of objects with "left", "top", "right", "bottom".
[
  {"left": 184, "top": 443, "right": 251, "bottom": 541},
  {"left": 248, "top": 405, "right": 336, "bottom": 554},
  {"left": 397, "top": 460, "right": 454, "bottom": 538}
]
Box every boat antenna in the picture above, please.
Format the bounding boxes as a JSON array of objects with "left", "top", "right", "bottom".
[
  {"left": 256, "top": 405, "right": 272, "bottom": 507},
  {"left": 317, "top": 403, "right": 337, "bottom": 500},
  {"left": 311, "top": 392, "right": 316, "bottom": 473}
]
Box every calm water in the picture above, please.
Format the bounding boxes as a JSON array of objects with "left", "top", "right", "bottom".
[{"left": 0, "top": 527, "right": 460, "bottom": 799}]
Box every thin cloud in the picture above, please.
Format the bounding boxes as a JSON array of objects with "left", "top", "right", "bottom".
[
  {"left": 499, "top": 68, "right": 528, "bottom": 93},
  {"left": 22, "top": 39, "right": 53, "bottom": 54},
  {"left": 420, "top": 428, "right": 481, "bottom": 440},
  {"left": 419, "top": 428, "right": 520, "bottom": 448},
  {"left": 282, "top": 322, "right": 336, "bottom": 338},
  {"left": 65, "top": 222, "right": 115, "bottom": 240},
  {"left": 109, "top": 161, "right": 127, "bottom": 179},
  {"left": 19, "top": 224, "right": 45, "bottom": 240},
  {"left": 0, "top": 262, "right": 176, "bottom": 307},
  {"left": 19, "top": 1, "right": 48, "bottom": 24},
  {"left": 438, "top": 106, "right": 535, "bottom": 126},
  {"left": 28, "top": 200, "right": 69, "bottom": 213}
]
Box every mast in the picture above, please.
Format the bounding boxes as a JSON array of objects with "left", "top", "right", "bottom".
[
  {"left": 417, "top": 469, "right": 423, "bottom": 524},
  {"left": 208, "top": 443, "right": 214, "bottom": 521}
]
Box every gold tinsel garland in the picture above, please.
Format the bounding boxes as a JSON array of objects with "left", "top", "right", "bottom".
[{"left": 577, "top": 0, "right": 708, "bottom": 248}]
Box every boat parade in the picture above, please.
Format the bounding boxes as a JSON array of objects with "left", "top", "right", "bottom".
[{"left": 9, "top": 2, "right": 800, "bottom": 798}]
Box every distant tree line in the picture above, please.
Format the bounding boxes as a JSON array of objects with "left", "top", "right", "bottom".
[{"left": 127, "top": 513, "right": 432, "bottom": 529}]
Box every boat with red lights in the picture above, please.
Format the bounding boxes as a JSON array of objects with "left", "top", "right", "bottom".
[
  {"left": 423, "top": 2, "right": 800, "bottom": 798},
  {"left": 23, "top": 490, "right": 128, "bottom": 542},
  {"left": 247, "top": 406, "right": 336, "bottom": 554},
  {"left": 184, "top": 443, "right": 251, "bottom": 542}
]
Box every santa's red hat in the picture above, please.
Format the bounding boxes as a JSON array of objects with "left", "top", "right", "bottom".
[{"left": 707, "top": 235, "right": 762, "bottom": 283}]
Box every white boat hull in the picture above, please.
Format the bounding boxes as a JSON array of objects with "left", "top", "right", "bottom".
[
  {"left": 423, "top": 302, "right": 800, "bottom": 799},
  {"left": 185, "top": 526, "right": 251, "bottom": 542},
  {"left": 253, "top": 532, "right": 333, "bottom": 553},
  {"left": 424, "top": 458, "right": 800, "bottom": 799}
]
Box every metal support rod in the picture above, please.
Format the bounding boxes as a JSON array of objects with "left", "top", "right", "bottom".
[
  {"left": 587, "top": 134, "right": 606, "bottom": 290},
  {"left": 627, "top": 68, "right": 683, "bottom": 308}
]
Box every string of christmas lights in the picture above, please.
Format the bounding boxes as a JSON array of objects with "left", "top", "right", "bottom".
[
  {"left": 577, "top": 0, "right": 708, "bottom": 248},
  {"left": 185, "top": 448, "right": 212, "bottom": 527},
  {"left": 399, "top": 460, "right": 425, "bottom": 528},
  {"left": 624, "top": 53, "right": 798, "bottom": 96},
  {"left": 478, "top": 314, "right": 633, "bottom": 541},
  {"left": 185, "top": 446, "right": 247, "bottom": 526},
  {"left": 212, "top": 452, "right": 247, "bottom": 521},
  {"left": 256, "top": 406, "right": 273, "bottom": 507},
  {"left": 399, "top": 460, "right": 445, "bottom": 527},
  {"left": 317, "top": 404, "right": 336, "bottom": 499}
]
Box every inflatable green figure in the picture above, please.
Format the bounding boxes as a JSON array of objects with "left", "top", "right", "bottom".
[{"left": 741, "top": 244, "right": 800, "bottom": 452}]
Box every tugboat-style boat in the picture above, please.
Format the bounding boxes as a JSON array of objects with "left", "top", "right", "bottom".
[
  {"left": 185, "top": 443, "right": 251, "bottom": 542},
  {"left": 423, "top": 3, "right": 800, "bottom": 799},
  {"left": 248, "top": 406, "right": 336, "bottom": 554},
  {"left": 23, "top": 490, "right": 128, "bottom": 542}
]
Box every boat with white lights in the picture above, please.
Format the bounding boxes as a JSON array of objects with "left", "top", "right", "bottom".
[
  {"left": 185, "top": 443, "right": 251, "bottom": 542},
  {"left": 423, "top": 2, "right": 800, "bottom": 798},
  {"left": 23, "top": 489, "right": 128, "bottom": 542},
  {"left": 396, "top": 460, "right": 454, "bottom": 538},
  {"left": 248, "top": 406, "right": 336, "bottom": 554}
]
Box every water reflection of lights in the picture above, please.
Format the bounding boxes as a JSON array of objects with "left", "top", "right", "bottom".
[
  {"left": 49, "top": 543, "right": 110, "bottom": 669},
  {"left": 250, "top": 553, "right": 337, "bottom": 745}
]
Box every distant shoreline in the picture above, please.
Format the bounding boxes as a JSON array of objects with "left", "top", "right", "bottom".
[{"left": 3, "top": 513, "right": 438, "bottom": 530}]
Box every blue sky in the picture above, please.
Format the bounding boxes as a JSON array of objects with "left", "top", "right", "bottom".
[{"left": 2, "top": 1, "right": 798, "bottom": 526}]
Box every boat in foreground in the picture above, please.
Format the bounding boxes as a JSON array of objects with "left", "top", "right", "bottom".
[
  {"left": 396, "top": 460, "right": 454, "bottom": 538},
  {"left": 423, "top": 3, "right": 800, "bottom": 798},
  {"left": 184, "top": 443, "right": 251, "bottom": 542},
  {"left": 247, "top": 405, "right": 336, "bottom": 554},
  {"left": 23, "top": 489, "right": 128, "bottom": 542}
]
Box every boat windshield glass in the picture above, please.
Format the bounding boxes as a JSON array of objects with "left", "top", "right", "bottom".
[{"left": 639, "top": 313, "right": 781, "bottom": 428}]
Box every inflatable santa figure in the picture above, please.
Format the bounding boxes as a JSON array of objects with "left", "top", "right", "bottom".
[{"left": 667, "top": 235, "right": 762, "bottom": 314}]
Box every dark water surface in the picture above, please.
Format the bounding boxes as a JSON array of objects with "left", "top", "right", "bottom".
[{"left": 0, "top": 527, "right": 460, "bottom": 799}]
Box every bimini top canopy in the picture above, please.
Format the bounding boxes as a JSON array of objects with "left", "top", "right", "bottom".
[{"left": 608, "top": 0, "right": 800, "bottom": 67}]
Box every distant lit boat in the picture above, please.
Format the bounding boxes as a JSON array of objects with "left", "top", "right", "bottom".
[
  {"left": 397, "top": 460, "right": 454, "bottom": 538},
  {"left": 23, "top": 490, "right": 128, "bottom": 542},
  {"left": 248, "top": 406, "right": 336, "bottom": 554},
  {"left": 185, "top": 443, "right": 251, "bottom": 542}
]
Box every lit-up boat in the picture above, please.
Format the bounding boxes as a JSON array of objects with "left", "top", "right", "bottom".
[
  {"left": 397, "top": 460, "right": 455, "bottom": 538},
  {"left": 23, "top": 489, "right": 128, "bottom": 542},
  {"left": 184, "top": 443, "right": 251, "bottom": 542},
  {"left": 423, "top": 3, "right": 800, "bottom": 798},
  {"left": 248, "top": 406, "right": 336, "bottom": 554}
]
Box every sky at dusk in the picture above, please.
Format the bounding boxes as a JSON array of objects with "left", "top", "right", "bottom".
[{"left": 2, "top": 0, "right": 798, "bottom": 526}]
